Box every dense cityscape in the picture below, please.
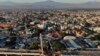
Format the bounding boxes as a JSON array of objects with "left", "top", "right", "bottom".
[{"left": 0, "top": 9, "right": 100, "bottom": 56}]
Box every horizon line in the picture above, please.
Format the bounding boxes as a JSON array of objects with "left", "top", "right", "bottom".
[{"left": 0, "top": 0, "right": 100, "bottom": 4}]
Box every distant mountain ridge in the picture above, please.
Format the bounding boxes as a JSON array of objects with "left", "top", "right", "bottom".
[{"left": 0, "top": 1, "right": 100, "bottom": 9}]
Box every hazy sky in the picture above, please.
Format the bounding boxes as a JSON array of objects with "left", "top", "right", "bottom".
[{"left": 0, "top": 0, "right": 98, "bottom": 3}]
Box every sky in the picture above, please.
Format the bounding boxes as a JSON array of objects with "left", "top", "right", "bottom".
[{"left": 0, "top": 0, "right": 99, "bottom": 3}]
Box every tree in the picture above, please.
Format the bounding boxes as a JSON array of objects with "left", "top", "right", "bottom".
[
  {"left": 52, "top": 40, "right": 66, "bottom": 51},
  {"left": 0, "top": 17, "right": 6, "bottom": 23},
  {"left": 7, "top": 27, "right": 13, "bottom": 31},
  {"left": 30, "top": 42, "right": 39, "bottom": 50},
  {"left": 96, "top": 34, "right": 100, "bottom": 41}
]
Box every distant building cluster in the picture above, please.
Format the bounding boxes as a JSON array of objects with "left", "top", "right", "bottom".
[{"left": 0, "top": 9, "right": 100, "bottom": 55}]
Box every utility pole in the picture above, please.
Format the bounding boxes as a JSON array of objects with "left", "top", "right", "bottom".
[{"left": 39, "top": 34, "right": 44, "bottom": 56}]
